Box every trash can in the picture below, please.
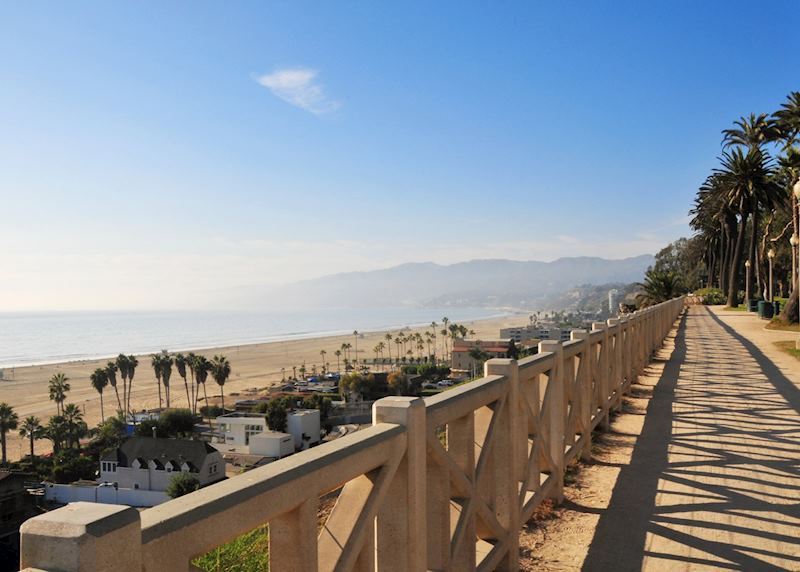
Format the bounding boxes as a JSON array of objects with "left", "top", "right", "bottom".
[
  {"left": 748, "top": 299, "right": 759, "bottom": 312},
  {"left": 757, "top": 300, "right": 766, "bottom": 318},
  {"left": 774, "top": 301, "right": 781, "bottom": 315},
  {"left": 762, "top": 301, "right": 774, "bottom": 319}
]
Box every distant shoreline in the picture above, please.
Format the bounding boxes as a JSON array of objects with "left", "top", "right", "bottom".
[
  {"left": 0, "top": 307, "right": 520, "bottom": 370},
  {"left": 0, "top": 308, "right": 526, "bottom": 371}
]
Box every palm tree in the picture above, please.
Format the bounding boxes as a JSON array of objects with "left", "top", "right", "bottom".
[
  {"left": 334, "top": 350, "right": 342, "bottom": 373},
  {"left": 150, "top": 353, "right": 164, "bottom": 410},
  {"left": 90, "top": 368, "right": 109, "bottom": 423},
  {"left": 187, "top": 352, "right": 199, "bottom": 414},
  {"left": 209, "top": 355, "right": 231, "bottom": 413},
  {"left": 174, "top": 353, "right": 191, "bottom": 410},
  {"left": 194, "top": 356, "right": 211, "bottom": 417},
  {"left": 161, "top": 352, "right": 174, "bottom": 408},
  {"left": 105, "top": 361, "right": 122, "bottom": 412},
  {"left": 18, "top": 416, "right": 42, "bottom": 459},
  {"left": 62, "top": 403, "right": 86, "bottom": 448},
  {"left": 320, "top": 350, "right": 327, "bottom": 373},
  {"left": 48, "top": 373, "right": 70, "bottom": 415},
  {"left": 441, "top": 317, "right": 450, "bottom": 357},
  {"left": 722, "top": 113, "right": 779, "bottom": 151},
  {"left": 384, "top": 333, "right": 393, "bottom": 362},
  {"left": 115, "top": 354, "right": 130, "bottom": 414},
  {"left": 0, "top": 403, "right": 19, "bottom": 464},
  {"left": 45, "top": 415, "right": 67, "bottom": 454},
  {"left": 125, "top": 355, "right": 138, "bottom": 416},
  {"left": 353, "top": 331, "right": 359, "bottom": 366},
  {"left": 636, "top": 269, "right": 683, "bottom": 307}
]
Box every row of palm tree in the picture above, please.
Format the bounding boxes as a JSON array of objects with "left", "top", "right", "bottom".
[
  {"left": 0, "top": 400, "right": 89, "bottom": 464},
  {"left": 690, "top": 91, "right": 800, "bottom": 316}
]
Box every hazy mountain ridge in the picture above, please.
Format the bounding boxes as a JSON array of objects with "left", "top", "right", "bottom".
[{"left": 252, "top": 255, "right": 654, "bottom": 310}]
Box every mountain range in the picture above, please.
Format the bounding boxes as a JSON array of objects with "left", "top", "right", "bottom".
[{"left": 243, "top": 255, "right": 655, "bottom": 310}]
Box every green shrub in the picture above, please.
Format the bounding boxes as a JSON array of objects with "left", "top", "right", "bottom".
[
  {"left": 166, "top": 472, "right": 201, "bottom": 499},
  {"left": 694, "top": 287, "right": 726, "bottom": 305}
]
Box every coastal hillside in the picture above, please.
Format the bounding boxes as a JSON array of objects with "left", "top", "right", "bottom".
[{"left": 251, "top": 255, "right": 654, "bottom": 310}]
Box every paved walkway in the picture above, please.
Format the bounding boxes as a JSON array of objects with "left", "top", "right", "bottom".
[{"left": 582, "top": 305, "right": 800, "bottom": 571}]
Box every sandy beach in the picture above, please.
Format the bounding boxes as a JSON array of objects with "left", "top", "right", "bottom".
[{"left": 0, "top": 313, "right": 528, "bottom": 462}]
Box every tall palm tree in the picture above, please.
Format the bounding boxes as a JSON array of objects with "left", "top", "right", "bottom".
[
  {"left": 125, "top": 355, "right": 138, "bottom": 416},
  {"left": 90, "top": 368, "right": 109, "bottom": 423},
  {"left": 194, "top": 356, "right": 211, "bottom": 417},
  {"left": 105, "top": 362, "right": 122, "bottom": 412},
  {"left": 320, "top": 350, "right": 327, "bottom": 373},
  {"left": 161, "top": 352, "right": 173, "bottom": 408},
  {"left": 174, "top": 353, "right": 191, "bottom": 409},
  {"left": 334, "top": 350, "right": 342, "bottom": 373},
  {"left": 115, "top": 354, "right": 130, "bottom": 414},
  {"left": 18, "top": 415, "right": 42, "bottom": 459},
  {"left": 352, "top": 331, "right": 359, "bottom": 366},
  {"left": 210, "top": 355, "right": 231, "bottom": 413},
  {"left": 722, "top": 113, "right": 779, "bottom": 151},
  {"left": 715, "top": 148, "right": 780, "bottom": 306},
  {"left": 150, "top": 353, "right": 164, "bottom": 410},
  {"left": 48, "top": 373, "right": 70, "bottom": 416},
  {"left": 186, "top": 352, "right": 198, "bottom": 414},
  {"left": 384, "top": 333, "right": 393, "bottom": 362},
  {"left": 0, "top": 403, "right": 19, "bottom": 464}
]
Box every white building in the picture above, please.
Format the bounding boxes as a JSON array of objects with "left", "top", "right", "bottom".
[
  {"left": 287, "top": 409, "right": 321, "bottom": 451},
  {"left": 608, "top": 289, "right": 620, "bottom": 316},
  {"left": 98, "top": 437, "right": 224, "bottom": 492},
  {"left": 215, "top": 412, "right": 268, "bottom": 447},
  {"left": 249, "top": 432, "right": 294, "bottom": 458}
]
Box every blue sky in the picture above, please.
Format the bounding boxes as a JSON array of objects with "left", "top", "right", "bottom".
[{"left": 1, "top": 2, "right": 798, "bottom": 310}]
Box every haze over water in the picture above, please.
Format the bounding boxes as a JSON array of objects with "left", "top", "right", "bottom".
[{"left": 0, "top": 307, "right": 506, "bottom": 369}]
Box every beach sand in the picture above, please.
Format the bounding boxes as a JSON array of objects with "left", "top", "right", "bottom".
[{"left": 0, "top": 313, "right": 529, "bottom": 462}]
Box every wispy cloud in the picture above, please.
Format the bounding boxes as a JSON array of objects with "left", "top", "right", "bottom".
[{"left": 255, "top": 68, "right": 341, "bottom": 115}]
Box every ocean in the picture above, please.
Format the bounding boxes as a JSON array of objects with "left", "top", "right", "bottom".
[{"left": 0, "top": 307, "right": 508, "bottom": 369}]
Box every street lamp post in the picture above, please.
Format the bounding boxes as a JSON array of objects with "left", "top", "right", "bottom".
[
  {"left": 744, "top": 259, "right": 751, "bottom": 306},
  {"left": 768, "top": 248, "right": 775, "bottom": 302}
]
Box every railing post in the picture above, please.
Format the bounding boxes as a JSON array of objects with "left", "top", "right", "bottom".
[
  {"left": 570, "top": 330, "right": 592, "bottom": 461},
  {"left": 485, "top": 358, "right": 521, "bottom": 571},
  {"left": 20, "top": 502, "right": 141, "bottom": 572},
  {"left": 373, "top": 397, "right": 427, "bottom": 572},
  {"left": 270, "top": 497, "right": 319, "bottom": 571},
  {"left": 591, "top": 322, "right": 610, "bottom": 431},
  {"left": 607, "top": 318, "right": 623, "bottom": 413},
  {"left": 618, "top": 317, "right": 629, "bottom": 391},
  {"left": 539, "top": 340, "right": 565, "bottom": 503}
]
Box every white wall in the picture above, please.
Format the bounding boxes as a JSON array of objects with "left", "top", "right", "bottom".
[{"left": 45, "top": 483, "right": 168, "bottom": 507}]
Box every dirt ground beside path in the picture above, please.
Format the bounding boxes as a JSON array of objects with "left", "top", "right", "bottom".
[{"left": 518, "top": 333, "right": 673, "bottom": 570}]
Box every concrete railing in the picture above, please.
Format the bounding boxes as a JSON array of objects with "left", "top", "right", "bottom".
[{"left": 20, "top": 297, "right": 684, "bottom": 572}]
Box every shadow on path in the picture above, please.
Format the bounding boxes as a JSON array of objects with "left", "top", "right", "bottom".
[{"left": 582, "top": 307, "right": 800, "bottom": 571}]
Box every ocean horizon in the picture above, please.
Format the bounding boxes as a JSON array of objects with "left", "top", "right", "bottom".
[{"left": 0, "top": 307, "right": 510, "bottom": 369}]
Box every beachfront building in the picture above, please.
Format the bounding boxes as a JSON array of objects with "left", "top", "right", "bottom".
[
  {"left": 216, "top": 409, "right": 321, "bottom": 451},
  {"left": 499, "top": 325, "right": 571, "bottom": 343},
  {"left": 98, "top": 437, "right": 224, "bottom": 492},
  {"left": 450, "top": 339, "right": 513, "bottom": 373}
]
